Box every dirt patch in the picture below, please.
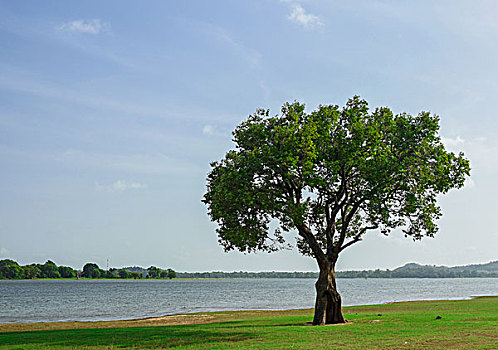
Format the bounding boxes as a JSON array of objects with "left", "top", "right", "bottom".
[
  {"left": 0, "top": 309, "right": 313, "bottom": 333},
  {"left": 301, "top": 320, "right": 353, "bottom": 326},
  {"left": 0, "top": 313, "right": 223, "bottom": 332},
  {"left": 475, "top": 333, "right": 498, "bottom": 338}
]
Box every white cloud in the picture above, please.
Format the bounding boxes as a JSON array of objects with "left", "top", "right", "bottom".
[
  {"left": 203, "top": 125, "right": 215, "bottom": 135},
  {"left": 96, "top": 180, "right": 148, "bottom": 193},
  {"left": 287, "top": 4, "right": 323, "bottom": 29},
  {"left": 202, "top": 124, "right": 229, "bottom": 137},
  {"left": 59, "top": 19, "right": 110, "bottom": 35},
  {"left": 442, "top": 136, "right": 465, "bottom": 148}
]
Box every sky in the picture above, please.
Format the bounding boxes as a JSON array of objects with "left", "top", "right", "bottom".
[{"left": 1, "top": 0, "right": 497, "bottom": 272}]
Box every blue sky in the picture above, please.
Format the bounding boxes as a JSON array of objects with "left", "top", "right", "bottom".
[{"left": 1, "top": 1, "right": 497, "bottom": 271}]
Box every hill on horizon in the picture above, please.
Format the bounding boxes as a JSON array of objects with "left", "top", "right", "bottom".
[
  {"left": 393, "top": 261, "right": 498, "bottom": 273},
  {"left": 335, "top": 260, "right": 498, "bottom": 278}
]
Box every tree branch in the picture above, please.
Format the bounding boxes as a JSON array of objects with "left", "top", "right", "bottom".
[
  {"left": 296, "top": 223, "right": 327, "bottom": 262},
  {"left": 339, "top": 225, "right": 378, "bottom": 252},
  {"left": 335, "top": 197, "right": 366, "bottom": 250}
]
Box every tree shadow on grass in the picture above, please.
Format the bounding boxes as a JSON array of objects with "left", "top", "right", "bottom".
[{"left": 0, "top": 324, "right": 256, "bottom": 349}]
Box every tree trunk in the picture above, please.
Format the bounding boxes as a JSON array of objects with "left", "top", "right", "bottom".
[{"left": 312, "top": 261, "right": 345, "bottom": 325}]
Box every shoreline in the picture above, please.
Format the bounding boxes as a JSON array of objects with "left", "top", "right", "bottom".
[
  {"left": 2, "top": 275, "right": 498, "bottom": 281},
  {"left": 1, "top": 296, "right": 496, "bottom": 333},
  {"left": 0, "top": 308, "right": 314, "bottom": 333},
  {"left": 2, "top": 297, "right": 496, "bottom": 349}
]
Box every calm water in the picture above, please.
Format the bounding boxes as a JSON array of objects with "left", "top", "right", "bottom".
[{"left": 0, "top": 278, "right": 497, "bottom": 323}]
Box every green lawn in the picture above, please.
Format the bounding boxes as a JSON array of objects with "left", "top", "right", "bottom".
[{"left": 1, "top": 297, "right": 496, "bottom": 349}]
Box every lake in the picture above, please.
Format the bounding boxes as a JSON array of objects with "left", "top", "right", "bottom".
[{"left": 0, "top": 278, "right": 497, "bottom": 323}]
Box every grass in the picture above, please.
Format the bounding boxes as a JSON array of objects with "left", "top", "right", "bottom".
[{"left": 0, "top": 297, "right": 497, "bottom": 349}]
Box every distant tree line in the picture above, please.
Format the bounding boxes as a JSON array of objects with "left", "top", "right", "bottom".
[
  {"left": 177, "top": 261, "right": 498, "bottom": 279},
  {"left": 2, "top": 259, "right": 496, "bottom": 280},
  {"left": 337, "top": 269, "right": 498, "bottom": 278},
  {"left": 0, "top": 259, "right": 77, "bottom": 279},
  {"left": 336, "top": 262, "right": 498, "bottom": 278},
  {"left": 0, "top": 259, "right": 176, "bottom": 280},
  {"left": 176, "top": 271, "right": 319, "bottom": 279}
]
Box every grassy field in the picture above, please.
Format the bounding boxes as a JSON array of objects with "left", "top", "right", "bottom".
[{"left": 0, "top": 297, "right": 496, "bottom": 349}]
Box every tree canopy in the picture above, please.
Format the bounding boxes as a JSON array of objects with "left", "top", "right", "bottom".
[
  {"left": 203, "top": 96, "right": 470, "bottom": 324},
  {"left": 204, "top": 96, "right": 470, "bottom": 259}
]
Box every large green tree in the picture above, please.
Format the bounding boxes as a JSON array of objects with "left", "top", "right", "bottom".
[
  {"left": 58, "top": 265, "right": 76, "bottom": 278},
  {"left": 146, "top": 266, "right": 161, "bottom": 279},
  {"left": 82, "top": 263, "right": 102, "bottom": 278},
  {"left": 39, "top": 260, "right": 61, "bottom": 279},
  {"left": 203, "top": 96, "right": 470, "bottom": 325},
  {"left": 166, "top": 268, "right": 177, "bottom": 279}
]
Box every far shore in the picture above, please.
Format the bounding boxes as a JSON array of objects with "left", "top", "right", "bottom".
[
  {"left": 3, "top": 275, "right": 498, "bottom": 282},
  {"left": 0, "top": 277, "right": 230, "bottom": 283}
]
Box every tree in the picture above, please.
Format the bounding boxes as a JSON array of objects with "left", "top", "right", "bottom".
[
  {"left": 147, "top": 266, "right": 161, "bottom": 279},
  {"left": 203, "top": 97, "right": 470, "bottom": 325},
  {"left": 58, "top": 265, "right": 76, "bottom": 278},
  {"left": 0, "top": 259, "right": 21, "bottom": 279},
  {"left": 131, "top": 272, "right": 142, "bottom": 279},
  {"left": 0, "top": 264, "right": 24, "bottom": 279},
  {"left": 23, "top": 264, "right": 41, "bottom": 279},
  {"left": 82, "top": 263, "right": 101, "bottom": 278},
  {"left": 0, "top": 259, "right": 18, "bottom": 267},
  {"left": 166, "top": 268, "right": 176, "bottom": 279},
  {"left": 106, "top": 268, "right": 118, "bottom": 278},
  {"left": 40, "top": 260, "right": 61, "bottom": 278},
  {"left": 118, "top": 268, "right": 131, "bottom": 279}
]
